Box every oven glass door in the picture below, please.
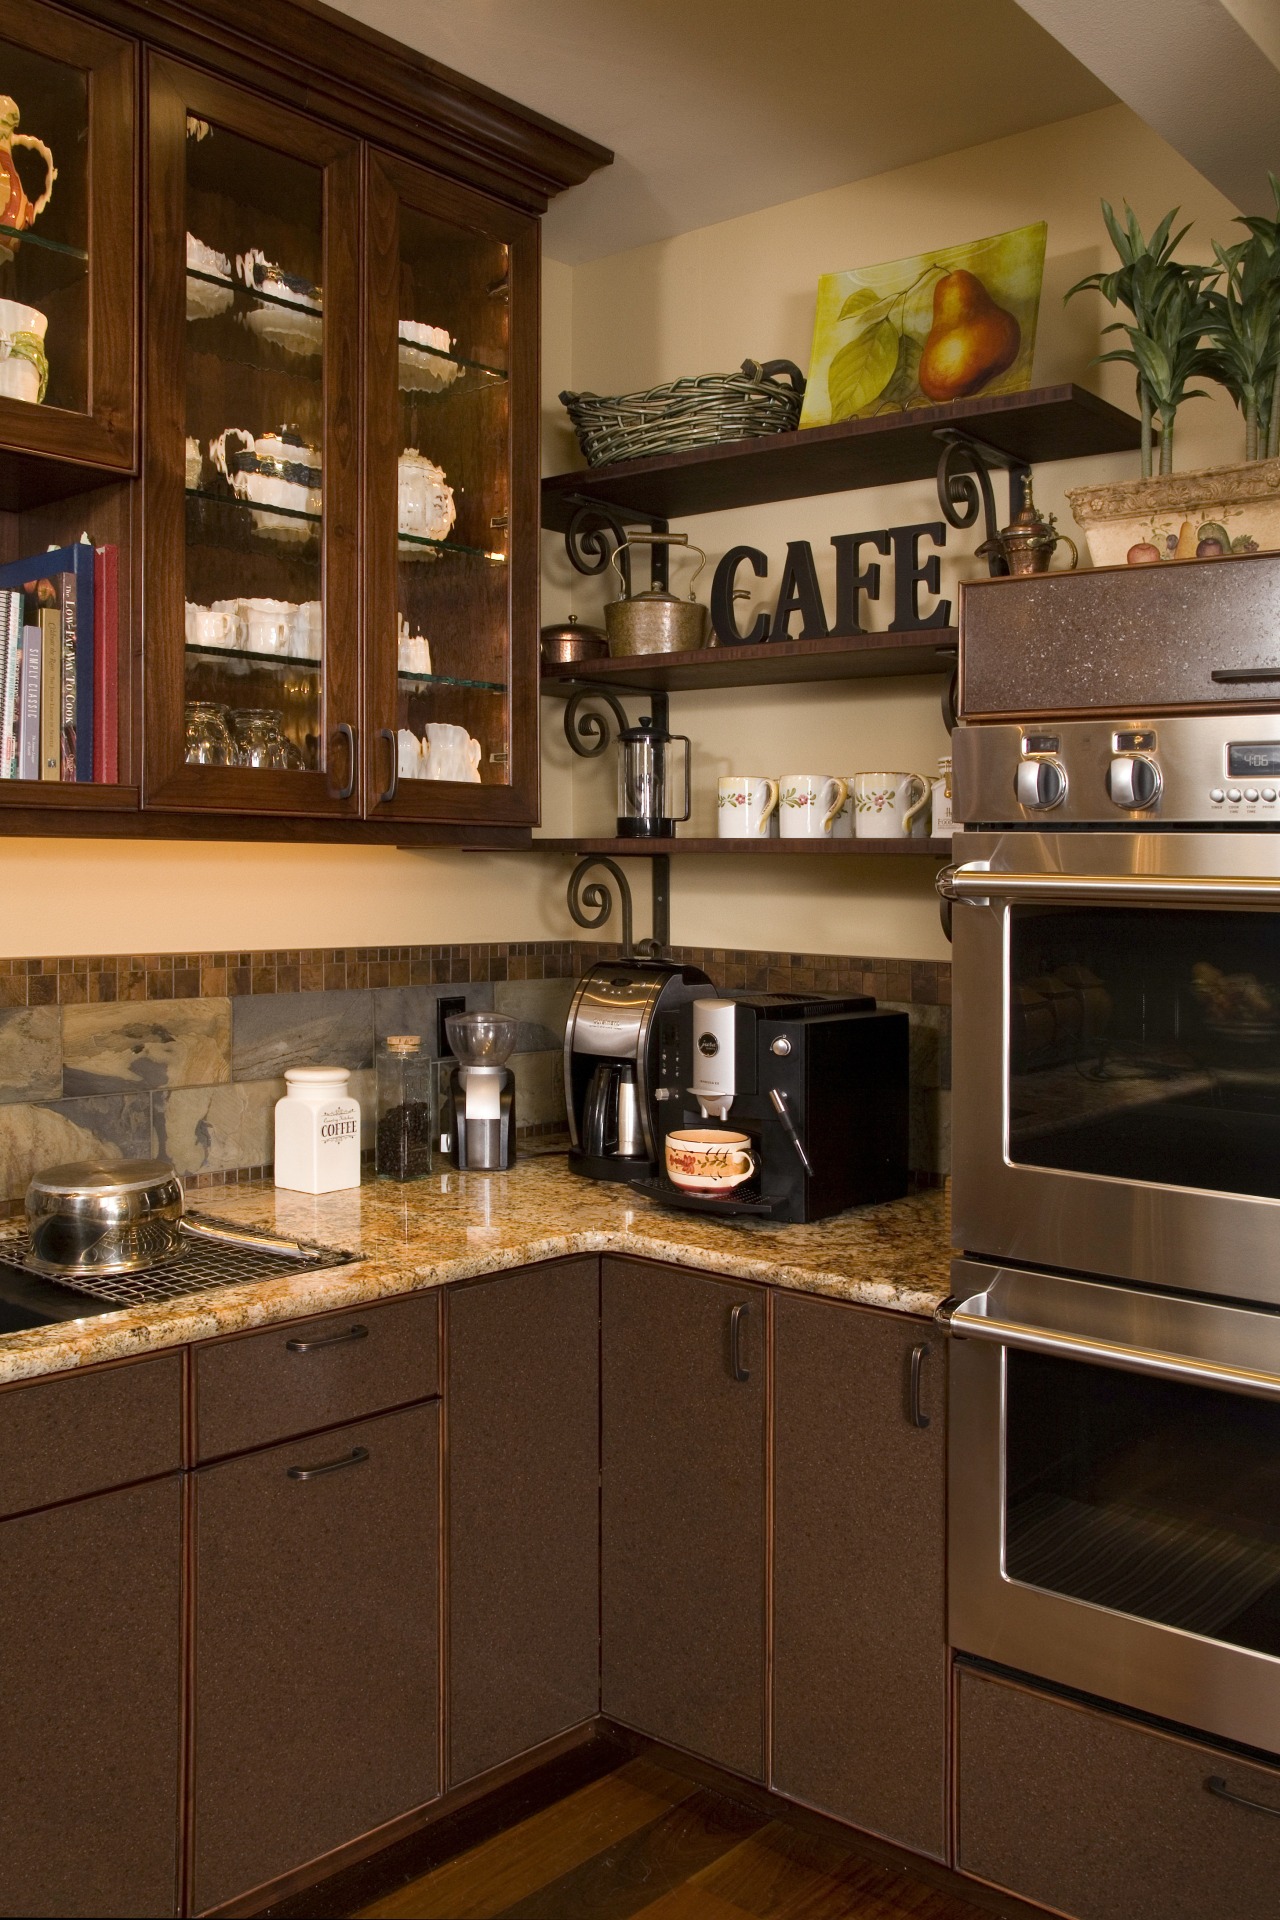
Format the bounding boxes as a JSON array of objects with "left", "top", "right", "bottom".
[
  {"left": 1009, "top": 903, "right": 1280, "bottom": 1200},
  {"left": 1006, "top": 1346, "right": 1280, "bottom": 1656}
]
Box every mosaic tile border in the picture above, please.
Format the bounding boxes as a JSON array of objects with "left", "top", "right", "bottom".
[
  {"left": 0, "top": 944, "right": 582, "bottom": 1007},
  {"left": 0, "top": 942, "right": 950, "bottom": 1007}
]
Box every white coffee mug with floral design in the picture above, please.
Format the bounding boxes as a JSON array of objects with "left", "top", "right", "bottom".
[
  {"left": 779, "top": 773, "right": 849, "bottom": 839},
  {"left": 852, "top": 770, "right": 930, "bottom": 839},
  {"left": 717, "top": 774, "right": 779, "bottom": 838}
]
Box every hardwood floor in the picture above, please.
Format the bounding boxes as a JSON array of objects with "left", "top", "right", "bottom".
[{"left": 350, "top": 1759, "right": 995, "bottom": 1920}]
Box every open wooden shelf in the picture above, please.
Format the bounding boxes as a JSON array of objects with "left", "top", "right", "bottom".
[
  {"left": 535, "top": 836, "right": 950, "bottom": 858},
  {"left": 541, "top": 629, "right": 957, "bottom": 694},
  {"left": 541, "top": 383, "right": 1139, "bottom": 529}
]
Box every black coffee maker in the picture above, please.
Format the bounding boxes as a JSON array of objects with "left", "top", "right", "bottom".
[{"left": 646, "top": 991, "right": 909, "bottom": 1223}]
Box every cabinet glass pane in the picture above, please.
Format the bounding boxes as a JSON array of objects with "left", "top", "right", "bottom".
[
  {"left": 0, "top": 43, "right": 88, "bottom": 415},
  {"left": 395, "top": 206, "right": 510, "bottom": 788},
  {"left": 183, "top": 118, "right": 324, "bottom": 774}
]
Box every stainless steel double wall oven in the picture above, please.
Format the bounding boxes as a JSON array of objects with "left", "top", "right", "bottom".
[{"left": 943, "top": 562, "right": 1280, "bottom": 1758}]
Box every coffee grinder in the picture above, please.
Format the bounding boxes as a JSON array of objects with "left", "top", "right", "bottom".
[
  {"left": 443, "top": 1011, "right": 518, "bottom": 1171},
  {"left": 647, "top": 991, "right": 909, "bottom": 1223}
]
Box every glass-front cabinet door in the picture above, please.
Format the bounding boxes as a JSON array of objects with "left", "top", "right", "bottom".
[
  {"left": 0, "top": 0, "right": 135, "bottom": 476},
  {"left": 364, "top": 152, "right": 538, "bottom": 825},
  {"left": 143, "top": 59, "right": 360, "bottom": 815}
]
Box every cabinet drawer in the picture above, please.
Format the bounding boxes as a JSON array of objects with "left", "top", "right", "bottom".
[
  {"left": 194, "top": 1291, "right": 439, "bottom": 1460},
  {"left": 0, "top": 1353, "right": 182, "bottom": 1518},
  {"left": 958, "top": 1666, "right": 1280, "bottom": 1920}
]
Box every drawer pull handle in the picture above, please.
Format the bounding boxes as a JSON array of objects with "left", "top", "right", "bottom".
[
  {"left": 1206, "top": 1775, "right": 1280, "bottom": 1820},
  {"left": 287, "top": 1446, "right": 370, "bottom": 1482},
  {"left": 909, "top": 1342, "right": 931, "bottom": 1429},
  {"left": 285, "top": 1324, "right": 369, "bottom": 1353},
  {"left": 730, "top": 1301, "right": 750, "bottom": 1383}
]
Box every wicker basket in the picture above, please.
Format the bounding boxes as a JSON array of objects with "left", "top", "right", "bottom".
[{"left": 560, "top": 358, "right": 806, "bottom": 467}]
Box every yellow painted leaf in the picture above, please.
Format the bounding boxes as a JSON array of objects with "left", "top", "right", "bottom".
[
  {"left": 837, "top": 287, "right": 890, "bottom": 325},
  {"left": 828, "top": 320, "right": 899, "bottom": 420}
]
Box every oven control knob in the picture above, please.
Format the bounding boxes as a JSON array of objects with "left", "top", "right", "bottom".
[
  {"left": 1015, "top": 758, "right": 1066, "bottom": 810},
  {"left": 1107, "top": 754, "right": 1161, "bottom": 809}
]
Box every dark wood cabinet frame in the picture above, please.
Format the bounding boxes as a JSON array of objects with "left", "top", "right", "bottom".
[
  {"left": 0, "top": 0, "right": 137, "bottom": 497},
  {"left": 143, "top": 56, "right": 362, "bottom": 817},
  {"left": 363, "top": 152, "right": 540, "bottom": 828}
]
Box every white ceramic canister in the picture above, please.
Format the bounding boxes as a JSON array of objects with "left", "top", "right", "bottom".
[{"left": 274, "top": 1066, "right": 361, "bottom": 1193}]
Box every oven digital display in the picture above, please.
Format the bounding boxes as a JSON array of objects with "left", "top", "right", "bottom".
[{"left": 1227, "top": 742, "right": 1280, "bottom": 775}]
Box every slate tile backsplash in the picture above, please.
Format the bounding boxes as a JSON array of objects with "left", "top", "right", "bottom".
[{"left": 0, "top": 943, "right": 950, "bottom": 1204}]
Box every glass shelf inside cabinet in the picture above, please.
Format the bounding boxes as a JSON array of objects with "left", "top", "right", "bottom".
[
  {"left": 183, "top": 116, "right": 327, "bottom": 773},
  {"left": 393, "top": 200, "right": 513, "bottom": 791},
  {"left": 0, "top": 44, "right": 93, "bottom": 414}
]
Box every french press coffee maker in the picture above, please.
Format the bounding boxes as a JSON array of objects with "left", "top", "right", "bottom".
[{"left": 617, "top": 712, "right": 692, "bottom": 838}]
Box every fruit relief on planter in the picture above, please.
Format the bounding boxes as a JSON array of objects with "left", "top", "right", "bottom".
[
  {"left": 274, "top": 1066, "right": 362, "bottom": 1194},
  {"left": 375, "top": 1034, "right": 434, "bottom": 1182}
]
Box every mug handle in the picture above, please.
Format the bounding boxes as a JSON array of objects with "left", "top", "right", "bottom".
[
  {"left": 757, "top": 778, "right": 779, "bottom": 835},
  {"left": 209, "top": 427, "right": 255, "bottom": 481},
  {"left": 12, "top": 135, "right": 56, "bottom": 220},
  {"left": 822, "top": 778, "right": 849, "bottom": 835},
  {"left": 902, "top": 774, "right": 931, "bottom": 834}
]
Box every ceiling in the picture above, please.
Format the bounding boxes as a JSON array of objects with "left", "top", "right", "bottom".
[{"left": 325, "top": 0, "right": 1115, "bottom": 262}]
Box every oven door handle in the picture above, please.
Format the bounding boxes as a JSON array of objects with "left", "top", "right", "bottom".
[
  {"left": 950, "top": 1290, "right": 1280, "bottom": 1401},
  {"left": 937, "top": 864, "right": 1280, "bottom": 909}
]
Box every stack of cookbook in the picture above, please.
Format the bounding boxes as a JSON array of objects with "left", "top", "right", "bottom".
[{"left": 0, "top": 537, "right": 119, "bottom": 783}]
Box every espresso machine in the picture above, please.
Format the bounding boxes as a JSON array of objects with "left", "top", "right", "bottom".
[
  {"left": 443, "top": 1011, "right": 518, "bottom": 1171},
  {"left": 649, "top": 991, "right": 909, "bottom": 1222},
  {"left": 564, "top": 958, "right": 712, "bottom": 1180}
]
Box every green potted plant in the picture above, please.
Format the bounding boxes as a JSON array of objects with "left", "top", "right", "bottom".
[
  {"left": 1065, "top": 197, "right": 1280, "bottom": 566},
  {"left": 1200, "top": 173, "right": 1280, "bottom": 461}
]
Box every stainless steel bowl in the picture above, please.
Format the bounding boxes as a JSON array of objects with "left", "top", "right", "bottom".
[{"left": 25, "top": 1157, "right": 186, "bottom": 1278}]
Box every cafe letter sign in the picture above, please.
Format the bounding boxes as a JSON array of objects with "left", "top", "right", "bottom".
[{"left": 708, "top": 522, "right": 950, "bottom": 645}]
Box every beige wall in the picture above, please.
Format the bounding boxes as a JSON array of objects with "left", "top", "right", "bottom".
[
  {"left": 543, "top": 102, "right": 1244, "bottom": 959},
  {"left": 2, "top": 103, "right": 1244, "bottom": 963}
]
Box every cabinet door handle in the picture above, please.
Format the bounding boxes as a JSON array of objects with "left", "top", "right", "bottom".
[
  {"left": 730, "top": 1301, "right": 750, "bottom": 1383},
  {"left": 285, "top": 1323, "right": 368, "bottom": 1353},
  {"left": 330, "top": 721, "right": 357, "bottom": 800},
  {"left": 287, "top": 1445, "right": 370, "bottom": 1482},
  {"left": 909, "top": 1342, "right": 931, "bottom": 1428},
  {"left": 1206, "top": 1775, "right": 1280, "bottom": 1819},
  {"left": 378, "top": 727, "right": 398, "bottom": 804}
]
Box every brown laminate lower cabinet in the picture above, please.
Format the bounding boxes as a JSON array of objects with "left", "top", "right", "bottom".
[
  {"left": 957, "top": 1665, "right": 1280, "bottom": 1920},
  {"left": 0, "top": 1476, "right": 183, "bottom": 1919},
  {"left": 447, "top": 1258, "right": 601, "bottom": 1787},
  {"left": 191, "top": 1402, "right": 440, "bottom": 1913},
  {"left": 601, "top": 1257, "right": 767, "bottom": 1780},
  {"left": 771, "top": 1295, "right": 947, "bottom": 1858}
]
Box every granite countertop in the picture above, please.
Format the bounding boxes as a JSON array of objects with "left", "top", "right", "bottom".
[{"left": 0, "top": 1155, "right": 951, "bottom": 1385}]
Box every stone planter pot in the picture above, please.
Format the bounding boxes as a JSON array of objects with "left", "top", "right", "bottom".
[{"left": 1066, "top": 459, "right": 1280, "bottom": 567}]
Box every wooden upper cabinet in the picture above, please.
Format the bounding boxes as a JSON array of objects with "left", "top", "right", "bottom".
[
  {"left": 363, "top": 150, "right": 539, "bottom": 825},
  {"left": 0, "top": 0, "right": 137, "bottom": 499},
  {"left": 143, "top": 55, "right": 362, "bottom": 817},
  {"left": 771, "top": 1294, "right": 948, "bottom": 1860},
  {"left": 601, "top": 1258, "right": 768, "bottom": 1781}
]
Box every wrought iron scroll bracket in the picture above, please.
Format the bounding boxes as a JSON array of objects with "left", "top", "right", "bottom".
[
  {"left": 563, "top": 495, "right": 671, "bottom": 594},
  {"left": 563, "top": 686, "right": 669, "bottom": 758},
  {"left": 933, "top": 428, "right": 1031, "bottom": 578},
  {"left": 566, "top": 854, "right": 669, "bottom": 958},
  {"left": 563, "top": 685, "right": 632, "bottom": 758}
]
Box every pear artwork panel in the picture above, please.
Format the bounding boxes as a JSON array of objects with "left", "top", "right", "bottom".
[{"left": 799, "top": 223, "right": 1046, "bottom": 428}]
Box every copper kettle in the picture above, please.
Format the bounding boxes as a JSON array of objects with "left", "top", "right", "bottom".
[{"left": 977, "top": 480, "right": 1078, "bottom": 576}]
